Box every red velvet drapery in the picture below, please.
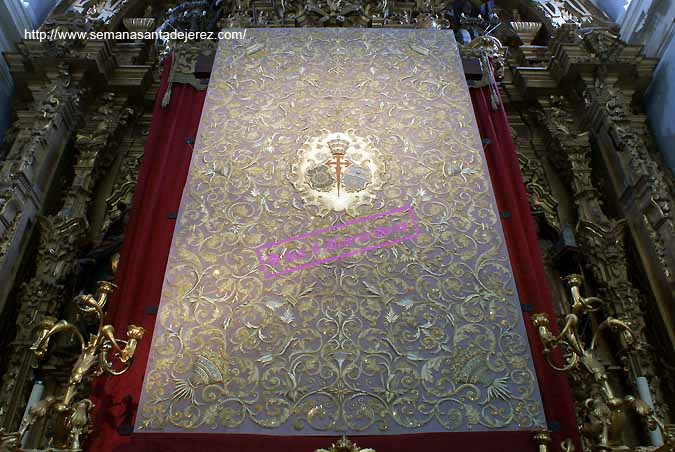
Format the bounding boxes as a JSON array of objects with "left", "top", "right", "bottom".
[
  {"left": 87, "top": 58, "right": 208, "bottom": 451},
  {"left": 470, "top": 88, "right": 582, "bottom": 452},
  {"left": 87, "top": 60, "right": 580, "bottom": 451}
]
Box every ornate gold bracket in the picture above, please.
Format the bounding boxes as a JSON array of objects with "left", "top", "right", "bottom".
[
  {"left": 460, "top": 35, "right": 506, "bottom": 110},
  {"left": 161, "top": 40, "right": 217, "bottom": 108}
]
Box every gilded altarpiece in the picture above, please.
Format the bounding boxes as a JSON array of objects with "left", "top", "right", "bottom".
[{"left": 135, "top": 29, "right": 545, "bottom": 435}]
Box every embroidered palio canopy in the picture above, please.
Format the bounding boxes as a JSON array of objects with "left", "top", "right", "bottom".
[{"left": 135, "top": 28, "right": 546, "bottom": 436}]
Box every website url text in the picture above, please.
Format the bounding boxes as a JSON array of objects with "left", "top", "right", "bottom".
[{"left": 24, "top": 29, "right": 247, "bottom": 43}]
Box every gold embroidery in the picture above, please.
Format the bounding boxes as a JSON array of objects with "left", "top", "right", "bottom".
[{"left": 136, "top": 29, "right": 545, "bottom": 435}]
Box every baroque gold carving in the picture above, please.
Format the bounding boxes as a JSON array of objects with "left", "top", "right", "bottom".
[
  {"left": 583, "top": 30, "right": 625, "bottom": 63},
  {"left": 510, "top": 22, "right": 542, "bottom": 45},
  {"left": 0, "top": 89, "right": 137, "bottom": 432},
  {"left": 519, "top": 165, "right": 560, "bottom": 232},
  {"left": 162, "top": 40, "right": 217, "bottom": 107},
  {"left": 0, "top": 215, "right": 87, "bottom": 429},
  {"left": 588, "top": 74, "right": 672, "bottom": 226},
  {"left": 535, "top": 94, "right": 669, "bottom": 421},
  {"left": 315, "top": 436, "right": 375, "bottom": 452},
  {"left": 642, "top": 214, "right": 672, "bottom": 283},
  {"left": 123, "top": 17, "right": 156, "bottom": 33},
  {"left": 0, "top": 214, "right": 20, "bottom": 265},
  {"left": 0, "top": 0, "right": 671, "bottom": 446},
  {"left": 0, "top": 429, "right": 20, "bottom": 451},
  {"left": 0, "top": 0, "right": 156, "bottom": 442}
]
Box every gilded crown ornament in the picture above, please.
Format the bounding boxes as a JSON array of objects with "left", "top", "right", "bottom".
[
  {"left": 533, "top": 430, "right": 577, "bottom": 452},
  {"left": 531, "top": 275, "right": 674, "bottom": 452},
  {"left": 533, "top": 430, "right": 553, "bottom": 452},
  {"left": 314, "top": 436, "right": 375, "bottom": 452},
  {"left": 327, "top": 137, "right": 350, "bottom": 155}
]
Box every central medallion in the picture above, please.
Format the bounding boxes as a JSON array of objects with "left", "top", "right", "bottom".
[{"left": 291, "top": 131, "right": 384, "bottom": 214}]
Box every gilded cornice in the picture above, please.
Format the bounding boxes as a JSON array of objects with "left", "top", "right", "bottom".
[{"left": 508, "top": 26, "right": 658, "bottom": 98}]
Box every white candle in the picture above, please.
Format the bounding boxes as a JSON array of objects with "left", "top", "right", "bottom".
[
  {"left": 20, "top": 380, "right": 45, "bottom": 447},
  {"left": 636, "top": 376, "right": 664, "bottom": 446}
]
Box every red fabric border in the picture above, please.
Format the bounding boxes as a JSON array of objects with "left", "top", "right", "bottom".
[
  {"left": 121, "top": 431, "right": 544, "bottom": 452},
  {"left": 87, "top": 58, "right": 208, "bottom": 451},
  {"left": 87, "top": 59, "right": 581, "bottom": 452},
  {"left": 470, "top": 88, "right": 582, "bottom": 452}
]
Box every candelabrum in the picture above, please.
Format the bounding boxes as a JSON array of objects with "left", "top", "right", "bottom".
[
  {"left": 0, "top": 280, "right": 144, "bottom": 452},
  {"left": 531, "top": 275, "right": 673, "bottom": 452}
]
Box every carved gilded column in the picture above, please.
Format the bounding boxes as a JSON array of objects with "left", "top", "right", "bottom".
[
  {"left": 581, "top": 68, "right": 674, "bottom": 298},
  {"left": 508, "top": 111, "right": 561, "bottom": 234},
  {"left": 67, "top": 94, "right": 135, "bottom": 220},
  {"left": 98, "top": 113, "right": 150, "bottom": 239},
  {"left": 505, "top": 15, "right": 674, "bottom": 421},
  {"left": 0, "top": 65, "right": 80, "bottom": 310},
  {"left": 575, "top": 43, "right": 674, "bottom": 422}
]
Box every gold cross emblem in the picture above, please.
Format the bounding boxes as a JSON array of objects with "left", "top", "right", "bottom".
[
  {"left": 324, "top": 136, "right": 352, "bottom": 197},
  {"left": 324, "top": 153, "right": 351, "bottom": 197}
]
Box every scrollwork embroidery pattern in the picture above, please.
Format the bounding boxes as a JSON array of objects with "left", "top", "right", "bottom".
[{"left": 135, "top": 29, "right": 545, "bottom": 435}]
